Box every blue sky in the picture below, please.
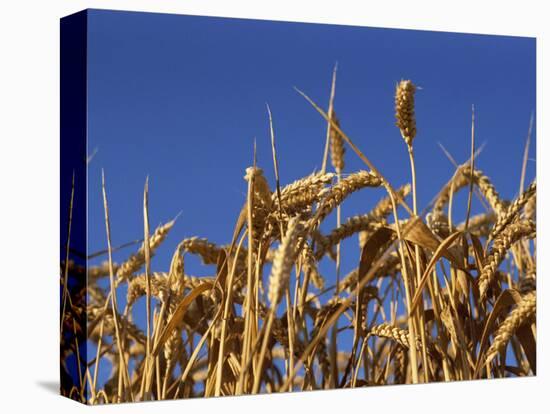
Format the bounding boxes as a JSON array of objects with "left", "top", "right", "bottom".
[{"left": 84, "top": 9, "right": 535, "bottom": 388}]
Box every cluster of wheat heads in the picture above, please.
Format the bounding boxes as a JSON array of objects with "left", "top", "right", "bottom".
[{"left": 60, "top": 77, "right": 536, "bottom": 404}]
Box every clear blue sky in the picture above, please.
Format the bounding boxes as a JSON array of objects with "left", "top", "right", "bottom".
[{"left": 84, "top": 8, "right": 535, "bottom": 387}]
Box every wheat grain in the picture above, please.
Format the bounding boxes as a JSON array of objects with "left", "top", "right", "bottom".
[
  {"left": 126, "top": 272, "right": 170, "bottom": 308},
  {"left": 329, "top": 113, "right": 345, "bottom": 173},
  {"left": 244, "top": 166, "right": 273, "bottom": 209},
  {"left": 479, "top": 220, "right": 536, "bottom": 299},
  {"left": 395, "top": 80, "right": 417, "bottom": 147},
  {"left": 433, "top": 166, "right": 507, "bottom": 217},
  {"left": 314, "top": 170, "right": 382, "bottom": 223},
  {"left": 368, "top": 323, "right": 422, "bottom": 351},
  {"left": 314, "top": 214, "right": 383, "bottom": 260},
  {"left": 268, "top": 217, "right": 303, "bottom": 308},
  {"left": 276, "top": 172, "right": 335, "bottom": 215},
  {"left": 116, "top": 220, "right": 175, "bottom": 282},
  {"left": 489, "top": 180, "right": 536, "bottom": 241},
  {"left": 485, "top": 291, "right": 536, "bottom": 363}
]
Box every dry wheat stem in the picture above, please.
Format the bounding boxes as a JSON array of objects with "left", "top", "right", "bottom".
[
  {"left": 101, "top": 170, "right": 134, "bottom": 402},
  {"left": 60, "top": 172, "right": 75, "bottom": 336}
]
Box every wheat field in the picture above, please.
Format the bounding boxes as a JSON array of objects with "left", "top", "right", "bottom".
[{"left": 60, "top": 74, "right": 537, "bottom": 404}]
